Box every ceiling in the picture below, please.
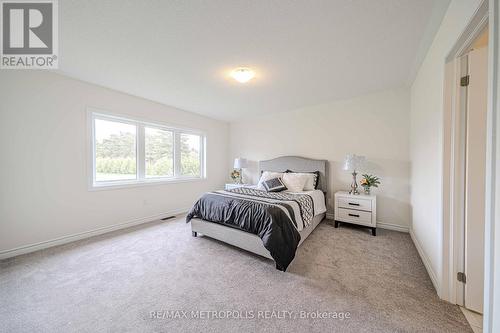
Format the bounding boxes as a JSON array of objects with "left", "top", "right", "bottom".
[{"left": 58, "top": 0, "right": 450, "bottom": 122}]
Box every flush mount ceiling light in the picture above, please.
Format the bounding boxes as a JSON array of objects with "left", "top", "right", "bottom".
[{"left": 230, "top": 67, "right": 255, "bottom": 83}]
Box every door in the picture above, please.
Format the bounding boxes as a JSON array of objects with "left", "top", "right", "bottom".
[{"left": 464, "top": 45, "right": 488, "bottom": 313}]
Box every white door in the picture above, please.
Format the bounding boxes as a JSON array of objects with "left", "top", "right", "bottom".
[{"left": 464, "top": 45, "right": 488, "bottom": 313}]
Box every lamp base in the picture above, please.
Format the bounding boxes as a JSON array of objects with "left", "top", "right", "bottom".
[
  {"left": 238, "top": 168, "right": 243, "bottom": 184},
  {"left": 349, "top": 170, "right": 360, "bottom": 195}
]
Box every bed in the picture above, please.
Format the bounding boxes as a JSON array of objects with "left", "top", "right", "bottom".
[{"left": 186, "top": 156, "right": 328, "bottom": 271}]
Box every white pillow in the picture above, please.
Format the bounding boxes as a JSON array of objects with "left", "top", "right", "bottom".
[
  {"left": 258, "top": 171, "right": 284, "bottom": 189},
  {"left": 282, "top": 173, "right": 308, "bottom": 192},
  {"left": 288, "top": 172, "right": 315, "bottom": 191}
]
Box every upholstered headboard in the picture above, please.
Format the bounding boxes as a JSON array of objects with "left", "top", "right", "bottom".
[{"left": 259, "top": 156, "right": 328, "bottom": 193}]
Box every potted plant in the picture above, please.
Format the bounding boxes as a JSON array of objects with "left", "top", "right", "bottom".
[
  {"left": 360, "top": 174, "right": 380, "bottom": 195},
  {"left": 230, "top": 169, "right": 241, "bottom": 184}
]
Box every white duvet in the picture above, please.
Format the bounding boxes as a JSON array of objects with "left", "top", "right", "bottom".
[{"left": 286, "top": 189, "right": 326, "bottom": 216}]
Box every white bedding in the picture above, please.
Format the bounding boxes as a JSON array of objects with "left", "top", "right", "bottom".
[{"left": 286, "top": 189, "right": 326, "bottom": 217}]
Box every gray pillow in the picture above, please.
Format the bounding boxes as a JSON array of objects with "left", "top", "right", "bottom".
[{"left": 262, "top": 177, "right": 287, "bottom": 192}]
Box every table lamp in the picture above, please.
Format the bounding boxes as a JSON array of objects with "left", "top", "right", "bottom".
[
  {"left": 343, "top": 154, "right": 366, "bottom": 195},
  {"left": 233, "top": 158, "right": 248, "bottom": 184}
]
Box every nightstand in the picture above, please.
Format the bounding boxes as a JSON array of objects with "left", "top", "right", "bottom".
[
  {"left": 334, "top": 191, "right": 377, "bottom": 236},
  {"left": 225, "top": 183, "right": 253, "bottom": 190}
]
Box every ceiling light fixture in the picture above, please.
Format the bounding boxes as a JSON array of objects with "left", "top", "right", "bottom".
[{"left": 230, "top": 67, "right": 255, "bottom": 83}]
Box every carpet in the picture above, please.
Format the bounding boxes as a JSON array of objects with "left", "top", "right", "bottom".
[{"left": 0, "top": 216, "right": 472, "bottom": 332}]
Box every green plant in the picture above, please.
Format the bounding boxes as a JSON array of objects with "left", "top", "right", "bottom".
[
  {"left": 360, "top": 174, "right": 380, "bottom": 188},
  {"left": 230, "top": 169, "right": 241, "bottom": 182},
  {"left": 96, "top": 157, "right": 136, "bottom": 175}
]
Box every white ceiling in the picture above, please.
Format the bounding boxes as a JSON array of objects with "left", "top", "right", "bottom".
[{"left": 58, "top": 0, "right": 450, "bottom": 122}]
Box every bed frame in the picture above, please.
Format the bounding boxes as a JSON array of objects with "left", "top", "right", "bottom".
[{"left": 191, "top": 156, "right": 328, "bottom": 261}]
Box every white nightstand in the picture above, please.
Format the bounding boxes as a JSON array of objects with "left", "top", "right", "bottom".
[
  {"left": 225, "top": 183, "right": 253, "bottom": 190},
  {"left": 334, "top": 191, "right": 377, "bottom": 236}
]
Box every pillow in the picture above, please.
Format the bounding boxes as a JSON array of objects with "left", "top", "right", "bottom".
[
  {"left": 262, "top": 177, "right": 287, "bottom": 192},
  {"left": 260, "top": 169, "right": 285, "bottom": 175},
  {"left": 282, "top": 172, "right": 309, "bottom": 192},
  {"left": 286, "top": 170, "right": 320, "bottom": 190},
  {"left": 257, "top": 171, "right": 284, "bottom": 189}
]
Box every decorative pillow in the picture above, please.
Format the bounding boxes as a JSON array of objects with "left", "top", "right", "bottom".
[
  {"left": 282, "top": 172, "right": 308, "bottom": 192},
  {"left": 286, "top": 170, "right": 320, "bottom": 190},
  {"left": 262, "top": 177, "right": 287, "bottom": 192},
  {"left": 257, "top": 171, "right": 284, "bottom": 189}
]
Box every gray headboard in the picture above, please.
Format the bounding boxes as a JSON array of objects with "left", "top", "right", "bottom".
[{"left": 259, "top": 156, "right": 328, "bottom": 193}]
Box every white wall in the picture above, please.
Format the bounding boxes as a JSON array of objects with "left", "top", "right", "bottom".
[
  {"left": 410, "top": 0, "right": 483, "bottom": 295},
  {"left": 230, "top": 88, "right": 411, "bottom": 229},
  {"left": 0, "top": 71, "right": 229, "bottom": 255}
]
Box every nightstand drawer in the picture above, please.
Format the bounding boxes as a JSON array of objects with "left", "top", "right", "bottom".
[
  {"left": 337, "top": 208, "right": 373, "bottom": 226},
  {"left": 338, "top": 197, "right": 372, "bottom": 211}
]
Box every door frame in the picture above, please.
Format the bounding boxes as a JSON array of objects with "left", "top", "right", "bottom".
[
  {"left": 483, "top": 1, "right": 500, "bottom": 331},
  {"left": 442, "top": 0, "right": 488, "bottom": 307},
  {"left": 442, "top": 0, "right": 500, "bottom": 331}
]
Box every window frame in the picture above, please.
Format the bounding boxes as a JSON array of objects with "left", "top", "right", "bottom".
[{"left": 87, "top": 108, "right": 206, "bottom": 190}]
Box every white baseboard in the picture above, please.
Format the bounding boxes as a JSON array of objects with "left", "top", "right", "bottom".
[
  {"left": 376, "top": 222, "right": 410, "bottom": 233},
  {"left": 410, "top": 228, "right": 440, "bottom": 295},
  {"left": 325, "top": 213, "right": 409, "bottom": 233},
  {"left": 0, "top": 207, "right": 190, "bottom": 260}
]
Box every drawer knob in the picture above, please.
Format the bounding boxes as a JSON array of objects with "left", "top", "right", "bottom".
[
  {"left": 348, "top": 213, "right": 360, "bottom": 218},
  {"left": 348, "top": 202, "right": 360, "bottom": 206}
]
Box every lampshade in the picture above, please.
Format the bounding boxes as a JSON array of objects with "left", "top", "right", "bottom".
[
  {"left": 233, "top": 158, "right": 248, "bottom": 169},
  {"left": 343, "top": 154, "right": 366, "bottom": 171}
]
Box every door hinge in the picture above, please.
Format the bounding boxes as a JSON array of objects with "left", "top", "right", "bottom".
[
  {"left": 460, "top": 75, "right": 470, "bottom": 86},
  {"left": 457, "top": 272, "right": 467, "bottom": 283}
]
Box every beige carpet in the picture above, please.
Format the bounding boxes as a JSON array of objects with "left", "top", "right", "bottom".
[{"left": 0, "top": 216, "right": 471, "bottom": 332}]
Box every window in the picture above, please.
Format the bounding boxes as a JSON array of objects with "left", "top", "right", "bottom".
[
  {"left": 95, "top": 119, "right": 137, "bottom": 182},
  {"left": 180, "top": 133, "right": 201, "bottom": 177},
  {"left": 90, "top": 111, "right": 206, "bottom": 188},
  {"left": 145, "top": 127, "right": 174, "bottom": 178}
]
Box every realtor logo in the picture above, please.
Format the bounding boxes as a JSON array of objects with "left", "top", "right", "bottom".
[{"left": 1, "top": 0, "right": 58, "bottom": 69}]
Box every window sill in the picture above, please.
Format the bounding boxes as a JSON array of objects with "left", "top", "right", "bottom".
[{"left": 88, "top": 177, "right": 206, "bottom": 191}]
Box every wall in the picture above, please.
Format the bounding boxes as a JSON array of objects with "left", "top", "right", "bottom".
[
  {"left": 410, "top": 0, "right": 483, "bottom": 295},
  {"left": 230, "top": 88, "right": 411, "bottom": 230},
  {"left": 0, "top": 71, "right": 229, "bottom": 255}
]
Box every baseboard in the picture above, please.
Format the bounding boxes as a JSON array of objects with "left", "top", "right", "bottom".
[
  {"left": 376, "top": 222, "right": 410, "bottom": 233},
  {"left": 325, "top": 213, "right": 409, "bottom": 233},
  {"left": 0, "top": 207, "right": 190, "bottom": 260},
  {"left": 410, "top": 228, "right": 440, "bottom": 295}
]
